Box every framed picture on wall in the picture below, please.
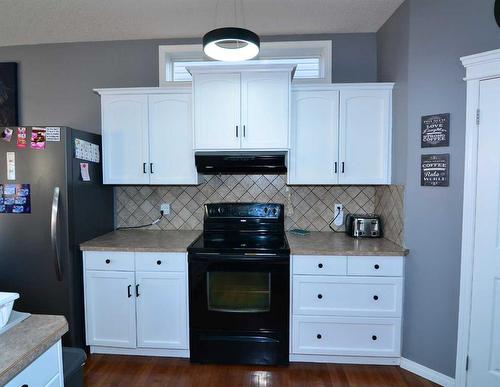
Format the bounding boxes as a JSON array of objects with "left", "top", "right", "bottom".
[
  {"left": 421, "top": 153, "right": 450, "bottom": 187},
  {"left": 421, "top": 113, "right": 450, "bottom": 148},
  {"left": 0, "top": 63, "right": 19, "bottom": 127}
]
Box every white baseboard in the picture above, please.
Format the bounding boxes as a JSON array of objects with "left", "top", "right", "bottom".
[
  {"left": 400, "top": 358, "right": 455, "bottom": 387},
  {"left": 90, "top": 346, "right": 190, "bottom": 358},
  {"left": 290, "top": 354, "right": 400, "bottom": 365}
]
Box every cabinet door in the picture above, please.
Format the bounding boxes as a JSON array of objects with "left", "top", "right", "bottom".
[
  {"left": 149, "top": 93, "right": 198, "bottom": 184},
  {"left": 241, "top": 72, "right": 290, "bottom": 149},
  {"left": 339, "top": 89, "right": 392, "bottom": 184},
  {"left": 193, "top": 73, "right": 241, "bottom": 150},
  {"left": 101, "top": 94, "right": 149, "bottom": 184},
  {"left": 85, "top": 270, "right": 136, "bottom": 348},
  {"left": 289, "top": 90, "right": 339, "bottom": 184},
  {"left": 5, "top": 341, "right": 63, "bottom": 387},
  {"left": 136, "top": 271, "right": 188, "bottom": 349}
]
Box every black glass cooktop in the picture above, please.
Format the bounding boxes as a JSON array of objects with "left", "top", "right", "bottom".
[{"left": 188, "top": 232, "right": 290, "bottom": 255}]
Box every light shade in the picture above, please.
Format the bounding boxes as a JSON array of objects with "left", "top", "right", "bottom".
[{"left": 203, "top": 27, "right": 260, "bottom": 62}]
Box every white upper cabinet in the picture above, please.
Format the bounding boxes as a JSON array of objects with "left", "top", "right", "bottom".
[
  {"left": 190, "top": 64, "right": 294, "bottom": 151},
  {"left": 193, "top": 73, "right": 241, "bottom": 150},
  {"left": 289, "top": 84, "right": 393, "bottom": 185},
  {"left": 96, "top": 87, "right": 199, "bottom": 185},
  {"left": 339, "top": 89, "right": 392, "bottom": 184},
  {"left": 101, "top": 94, "right": 149, "bottom": 185},
  {"left": 289, "top": 90, "right": 340, "bottom": 184},
  {"left": 148, "top": 93, "right": 198, "bottom": 184},
  {"left": 241, "top": 72, "right": 290, "bottom": 149}
]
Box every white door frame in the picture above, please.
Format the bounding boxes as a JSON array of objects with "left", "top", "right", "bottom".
[{"left": 456, "top": 48, "right": 500, "bottom": 387}]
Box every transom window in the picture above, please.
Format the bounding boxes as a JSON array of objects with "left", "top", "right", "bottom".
[{"left": 159, "top": 40, "right": 332, "bottom": 85}]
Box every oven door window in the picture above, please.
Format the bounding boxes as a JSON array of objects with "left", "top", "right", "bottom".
[{"left": 207, "top": 271, "right": 271, "bottom": 313}]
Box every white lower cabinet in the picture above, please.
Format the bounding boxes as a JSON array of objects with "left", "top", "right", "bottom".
[
  {"left": 136, "top": 271, "right": 188, "bottom": 349},
  {"left": 292, "top": 316, "right": 401, "bottom": 357},
  {"left": 291, "top": 255, "right": 404, "bottom": 363},
  {"left": 85, "top": 270, "right": 136, "bottom": 348},
  {"left": 6, "top": 341, "right": 63, "bottom": 387},
  {"left": 83, "top": 251, "right": 188, "bottom": 355},
  {"left": 293, "top": 276, "right": 402, "bottom": 318},
  {"left": 83, "top": 250, "right": 403, "bottom": 364}
]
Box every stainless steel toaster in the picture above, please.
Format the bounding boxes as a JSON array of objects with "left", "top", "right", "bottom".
[{"left": 345, "top": 214, "right": 382, "bottom": 238}]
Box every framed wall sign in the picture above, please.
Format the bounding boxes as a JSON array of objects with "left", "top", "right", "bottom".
[
  {"left": 421, "top": 113, "right": 450, "bottom": 148},
  {"left": 421, "top": 154, "right": 449, "bottom": 187},
  {"left": 0, "top": 63, "right": 18, "bottom": 126}
]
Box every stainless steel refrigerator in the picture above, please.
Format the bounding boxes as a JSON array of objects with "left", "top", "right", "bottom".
[{"left": 0, "top": 127, "right": 114, "bottom": 348}]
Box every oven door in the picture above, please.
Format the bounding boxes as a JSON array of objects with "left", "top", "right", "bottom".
[{"left": 188, "top": 254, "right": 289, "bottom": 331}]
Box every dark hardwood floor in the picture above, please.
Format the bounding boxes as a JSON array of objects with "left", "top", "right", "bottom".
[{"left": 84, "top": 355, "right": 438, "bottom": 387}]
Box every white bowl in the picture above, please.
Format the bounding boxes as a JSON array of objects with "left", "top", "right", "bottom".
[{"left": 0, "top": 292, "right": 19, "bottom": 328}]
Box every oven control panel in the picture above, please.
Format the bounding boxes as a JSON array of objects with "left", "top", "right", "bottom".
[{"left": 205, "top": 203, "right": 283, "bottom": 219}]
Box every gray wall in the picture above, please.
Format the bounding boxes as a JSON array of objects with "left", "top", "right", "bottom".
[
  {"left": 0, "top": 33, "right": 377, "bottom": 134},
  {"left": 377, "top": 2, "right": 409, "bottom": 185},
  {"left": 378, "top": 0, "right": 500, "bottom": 377}
]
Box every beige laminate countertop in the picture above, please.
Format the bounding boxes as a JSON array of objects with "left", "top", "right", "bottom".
[
  {"left": 80, "top": 230, "right": 201, "bottom": 252},
  {"left": 81, "top": 229, "right": 407, "bottom": 256},
  {"left": 0, "top": 314, "right": 68, "bottom": 385},
  {"left": 286, "top": 231, "right": 408, "bottom": 256}
]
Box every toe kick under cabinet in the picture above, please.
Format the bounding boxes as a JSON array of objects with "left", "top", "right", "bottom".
[
  {"left": 83, "top": 251, "right": 189, "bottom": 357},
  {"left": 290, "top": 255, "right": 404, "bottom": 364}
]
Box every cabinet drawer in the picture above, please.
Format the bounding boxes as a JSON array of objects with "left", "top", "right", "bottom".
[
  {"left": 293, "top": 255, "right": 347, "bottom": 275},
  {"left": 6, "top": 341, "right": 61, "bottom": 387},
  {"left": 135, "top": 252, "right": 186, "bottom": 272},
  {"left": 293, "top": 276, "right": 402, "bottom": 317},
  {"left": 347, "top": 256, "right": 403, "bottom": 277},
  {"left": 84, "top": 251, "right": 134, "bottom": 271},
  {"left": 292, "top": 316, "right": 401, "bottom": 357}
]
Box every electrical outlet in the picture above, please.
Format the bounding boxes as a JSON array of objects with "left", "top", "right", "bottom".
[
  {"left": 160, "top": 203, "right": 170, "bottom": 215},
  {"left": 286, "top": 186, "right": 294, "bottom": 216},
  {"left": 334, "top": 203, "right": 344, "bottom": 227}
]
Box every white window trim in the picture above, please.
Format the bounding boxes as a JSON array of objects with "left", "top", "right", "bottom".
[{"left": 159, "top": 40, "right": 332, "bottom": 86}]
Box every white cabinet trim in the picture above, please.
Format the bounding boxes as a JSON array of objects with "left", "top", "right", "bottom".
[{"left": 455, "top": 48, "right": 500, "bottom": 387}]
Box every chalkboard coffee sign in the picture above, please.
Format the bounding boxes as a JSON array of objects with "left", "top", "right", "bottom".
[
  {"left": 421, "top": 113, "right": 450, "bottom": 148},
  {"left": 421, "top": 154, "right": 449, "bottom": 187}
]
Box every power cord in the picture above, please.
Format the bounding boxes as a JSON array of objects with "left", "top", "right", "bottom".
[
  {"left": 329, "top": 206, "right": 346, "bottom": 233},
  {"left": 117, "top": 210, "right": 164, "bottom": 230}
]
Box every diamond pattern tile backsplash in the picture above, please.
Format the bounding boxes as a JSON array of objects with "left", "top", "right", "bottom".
[
  {"left": 375, "top": 185, "right": 405, "bottom": 247},
  {"left": 115, "top": 174, "right": 405, "bottom": 245}
]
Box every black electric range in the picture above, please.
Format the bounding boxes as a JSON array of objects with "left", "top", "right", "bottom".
[{"left": 187, "top": 203, "right": 290, "bottom": 365}]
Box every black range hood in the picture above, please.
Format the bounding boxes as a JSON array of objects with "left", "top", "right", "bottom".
[{"left": 195, "top": 152, "right": 287, "bottom": 174}]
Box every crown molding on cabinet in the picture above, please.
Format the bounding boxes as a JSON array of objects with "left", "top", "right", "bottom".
[{"left": 292, "top": 83, "right": 395, "bottom": 92}]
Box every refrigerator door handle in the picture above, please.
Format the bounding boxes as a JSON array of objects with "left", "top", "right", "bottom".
[{"left": 51, "top": 187, "right": 63, "bottom": 281}]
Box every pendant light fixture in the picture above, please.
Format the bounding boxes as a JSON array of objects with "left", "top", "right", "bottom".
[{"left": 203, "top": 0, "right": 260, "bottom": 61}]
